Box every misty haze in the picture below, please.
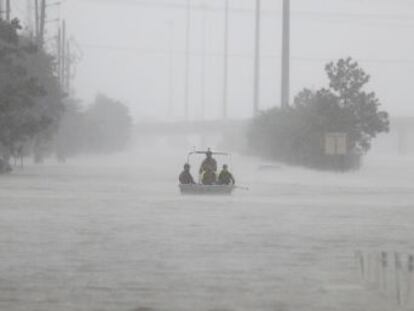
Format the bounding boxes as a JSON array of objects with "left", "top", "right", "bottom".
[{"left": 0, "top": 1, "right": 414, "bottom": 311}]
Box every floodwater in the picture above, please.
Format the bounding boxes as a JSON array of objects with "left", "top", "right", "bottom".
[{"left": 0, "top": 149, "right": 413, "bottom": 311}]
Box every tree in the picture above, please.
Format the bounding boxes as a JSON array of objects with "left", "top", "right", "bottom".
[
  {"left": 247, "top": 57, "right": 389, "bottom": 170},
  {"left": 84, "top": 94, "right": 132, "bottom": 153},
  {"left": 324, "top": 58, "right": 389, "bottom": 153},
  {"left": 54, "top": 94, "right": 133, "bottom": 157},
  {"left": 54, "top": 99, "right": 87, "bottom": 160},
  {"left": 0, "top": 18, "right": 64, "bottom": 162}
]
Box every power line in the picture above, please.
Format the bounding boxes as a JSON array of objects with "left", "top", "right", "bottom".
[
  {"left": 77, "top": 43, "right": 414, "bottom": 65},
  {"left": 293, "top": 10, "right": 414, "bottom": 22},
  {"left": 293, "top": 57, "right": 414, "bottom": 65},
  {"left": 184, "top": 0, "right": 190, "bottom": 120},
  {"left": 253, "top": 0, "right": 261, "bottom": 116},
  {"left": 77, "top": 0, "right": 414, "bottom": 23}
]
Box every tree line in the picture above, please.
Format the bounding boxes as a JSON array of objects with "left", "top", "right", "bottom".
[
  {"left": 54, "top": 94, "right": 132, "bottom": 161},
  {"left": 247, "top": 58, "right": 390, "bottom": 171},
  {"left": 0, "top": 18, "right": 132, "bottom": 172}
]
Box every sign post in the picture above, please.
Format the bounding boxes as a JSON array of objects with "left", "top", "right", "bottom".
[
  {"left": 325, "top": 132, "right": 347, "bottom": 170},
  {"left": 325, "top": 133, "right": 347, "bottom": 155}
]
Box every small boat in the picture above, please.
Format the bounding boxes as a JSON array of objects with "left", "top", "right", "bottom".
[
  {"left": 179, "top": 184, "right": 235, "bottom": 195},
  {"left": 179, "top": 150, "right": 236, "bottom": 196}
]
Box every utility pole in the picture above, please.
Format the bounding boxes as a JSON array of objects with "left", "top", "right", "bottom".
[
  {"left": 61, "top": 20, "right": 66, "bottom": 89},
  {"left": 184, "top": 0, "right": 191, "bottom": 120},
  {"left": 65, "top": 40, "right": 71, "bottom": 93},
  {"left": 200, "top": 2, "right": 207, "bottom": 120},
  {"left": 57, "top": 25, "right": 61, "bottom": 84},
  {"left": 222, "top": 0, "right": 229, "bottom": 120},
  {"left": 167, "top": 21, "right": 174, "bottom": 118},
  {"left": 281, "top": 0, "right": 290, "bottom": 109},
  {"left": 56, "top": 19, "right": 70, "bottom": 94},
  {"left": 253, "top": 0, "right": 261, "bottom": 116},
  {"left": 5, "top": 0, "right": 10, "bottom": 22},
  {"left": 27, "top": 0, "right": 34, "bottom": 38},
  {"left": 0, "top": 1, "right": 3, "bottom": 20},
  {"left": 35, "top": 0, "right": 39, "bottom": 42},
  {"left": 39, "top": 0, "right": 46, "bottom": 47}
]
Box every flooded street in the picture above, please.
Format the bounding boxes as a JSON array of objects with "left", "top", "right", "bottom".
[
  {"left": 2, "top": 0, "right": 413, "bottom": 310},
  {"left": 0, "top": 151, "right": 413, "bottom": 311}
]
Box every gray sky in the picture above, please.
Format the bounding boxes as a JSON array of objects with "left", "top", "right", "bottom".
[{"left": 13, "top": 0, "right": 414, "bottom": 121}]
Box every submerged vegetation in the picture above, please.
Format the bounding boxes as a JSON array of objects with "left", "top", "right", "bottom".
[
  {"left": 0, "top": 18, "right": 132, "bottom": 172},
  {"left": 248, "top": 58, "right": 390, "bottom": 171},
  {"left": 0, "top": 18, "right": 64, "bottom": 167},
  {"left": 55, "top": 94, "right": 133, "bottom": 160}
]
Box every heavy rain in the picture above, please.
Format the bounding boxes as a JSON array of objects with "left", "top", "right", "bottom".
[{"left": 0, "top": 1, "right": 413, "bottom": 311}]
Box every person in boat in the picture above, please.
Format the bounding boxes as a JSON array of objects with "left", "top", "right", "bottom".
[
  {"left": 218, "top": 164, "right": 235, "bottom": 185},
  {"left": 179, "top": 163, "right": 195, "bottom": 185},
  {"left": 199, "top": 150, "right": 217, "bottom": 174},
  {"left": 201, "top": 167, "right": 217, "bottom": 185}
]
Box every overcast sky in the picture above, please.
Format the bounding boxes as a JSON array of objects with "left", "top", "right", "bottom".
[{"left": 12, "top": 0, "right": 414, "bottom": 121}]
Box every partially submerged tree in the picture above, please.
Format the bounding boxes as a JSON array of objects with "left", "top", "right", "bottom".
[
  {"left": 248, "top": 57, "right": 389, "bottom": 170},
  {"left": 0, "top": 18, "right": 64, "bottom": 164},
  {"left": 54, "top": 94, "right": 133, "bottom": 157},
  {"left": 84, "top": 94, "right": 132, "bottom": 153},
  {"left": 54, "top": 99, "right": 86, "bottom": 160}
]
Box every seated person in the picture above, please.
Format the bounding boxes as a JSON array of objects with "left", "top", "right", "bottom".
[
  {"left": 179, "top": 163, "right": 195, "bottom": 185},
  {"left": 218, "top": 164, "right": 235, "bottom": 185},
  {"left": 201, "top": 168, "right": 217, "bottom": 185}
]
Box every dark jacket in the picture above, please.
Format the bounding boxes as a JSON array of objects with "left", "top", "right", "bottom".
[
  {"left": 199, "top": 157, "right": 217, "bottom": 173},
  {"left": 218, "top": 170, "right": 235, "bottom": 185},
  {"left": 179, "top": 170, "right": 195, "bottom": 184}
]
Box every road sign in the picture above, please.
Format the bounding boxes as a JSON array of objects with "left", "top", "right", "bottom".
[{"left": 325, "top": 133, "right": 347, "bottom": 155}]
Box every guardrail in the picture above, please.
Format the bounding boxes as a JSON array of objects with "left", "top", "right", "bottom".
[{"left": 355, "top": 250, "right": 414, "bottom": 307}]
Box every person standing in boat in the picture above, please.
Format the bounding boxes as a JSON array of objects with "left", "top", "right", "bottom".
[
  {"left": 218, "top": 164, "right": 235, "bottom": 185},
  {"left": 179, "top": 163, "right": 195, "bottom": 185},
  {"left": 199, "top": 150, "right": 217, "bottom": 174}
]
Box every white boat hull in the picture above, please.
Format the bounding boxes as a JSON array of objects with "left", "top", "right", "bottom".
[{"left": 179, "top": 184, "right": 235, "bottom": 195}]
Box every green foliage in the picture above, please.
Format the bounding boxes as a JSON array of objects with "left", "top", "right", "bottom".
[
  {"left": 84, "top": 94, "right": 132, "bottom": 153},
  {"left": 248, "top": 57, "right": 390, "bottom": 170},
  {"left": 55, "top": 99, "right": 86, "bottom": 158},
  {"left": 55, "top": 94, "right": 133, "bottom": 157},
  {"left": 0, "top": 18, "right": 64, "bottom": 161}
]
